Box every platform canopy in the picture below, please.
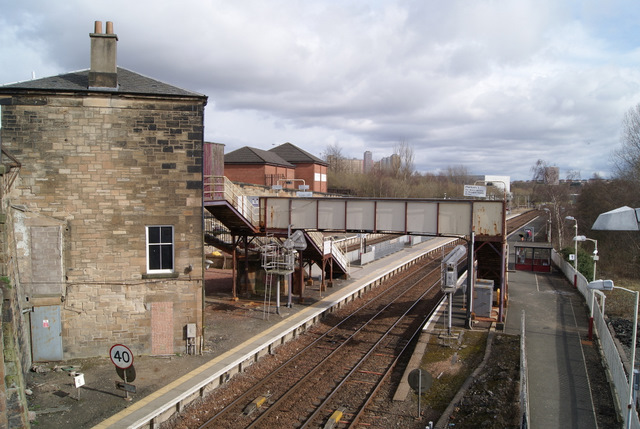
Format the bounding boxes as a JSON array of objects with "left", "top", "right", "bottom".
[
  {"left": 592, "top": 206, "right": 640, "bottom": 231},
  {"left": 260, "top": 197, "right": 505, "bottom": 238}
]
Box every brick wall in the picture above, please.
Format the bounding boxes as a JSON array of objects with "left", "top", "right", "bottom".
[
  {"left": 1, "top": 93, "right": 205, "bottom": 358},
  {"left": 294, "top": 163, "right": 328, "bottom": 193},
  {"left": 225, "top": 164, "right": 295, "bottom": 186}
]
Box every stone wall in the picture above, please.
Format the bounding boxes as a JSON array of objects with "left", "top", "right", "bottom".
[
  {"left": 0, "top": 166, "right": 31, "bottom": 427},
  {"left": 1, "top": 93, "right": 205, "bottom": 358}
]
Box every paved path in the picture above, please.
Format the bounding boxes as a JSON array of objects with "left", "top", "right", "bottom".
[{"left": 505, "top": 269, "right": 598, "bottom": 428}]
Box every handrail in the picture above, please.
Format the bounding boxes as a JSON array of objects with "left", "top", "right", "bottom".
[
  {"left": 307, "top": 231, "right": 348, "bottom": 274},
  {"left": 202, "top": 176, "right": 347, "bottom": 273},
  {"left": 204, "top": 175, "right": 259, "bottom": 226},
  {"left": 331, "top": 240, "right": 349, "bottom": 273}
]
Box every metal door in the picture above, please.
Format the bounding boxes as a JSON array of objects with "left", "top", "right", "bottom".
[{"left": 31, "top": 305, "right": 63, "bottom": 361}]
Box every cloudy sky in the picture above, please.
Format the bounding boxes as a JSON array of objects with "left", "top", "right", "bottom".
[{"left": 2, "top": 0, "right": 640, "bottom": 180}]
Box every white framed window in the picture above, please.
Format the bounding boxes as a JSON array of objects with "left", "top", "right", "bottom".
[{"left": 146, "top": 225, "right": 174, "bottom": 273}]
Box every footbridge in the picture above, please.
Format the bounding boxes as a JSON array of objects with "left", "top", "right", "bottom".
[
  {"left": 260, "top": 197, "right": 508, "bottom": 323},
  {"left": 203, "top": 176, "right": 351, "bottom": 301}
]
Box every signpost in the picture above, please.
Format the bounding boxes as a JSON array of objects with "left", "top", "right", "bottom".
[
  {"left": 73, "top": 372, "right": 85, "bottom": 400},
  {"left": 408, "top": 368, "right": 433, "bottom": 419},
  {"left": 110, "top": 344, "right": 135, "bottom": 400},
  {"left": 110, "top": 344, "right": 134, "bottom": 369},
  {"left": 464, "top": 185, "right": 486, "bottom": 198}
]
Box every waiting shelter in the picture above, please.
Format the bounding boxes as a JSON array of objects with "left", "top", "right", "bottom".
[{"left": 514, "top": 242, "right": 552, "bottom": 273}]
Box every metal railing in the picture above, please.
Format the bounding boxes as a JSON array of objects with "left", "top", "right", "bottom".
[
  {"left": 552, "top": 250, "right": 639, "bottom": 429},
  {"left": 519, "top": 310, "right": 530, "bottom": 429},
  {"left": 204, "top": 213, "right": 231, "bottom": 238},
  {"left": 261, "top": 241, "right": 295, "bottom": 275},
  {"left": 203, "top": 177, "right": 348, "bottom": 273},
  {"left": 307, "top": 231, "right": 349, "bottom": 274},
  {"left": 327, "top": 239, "right": 349, "bottom": 274},
  {"left": 204, "top": 175, "right": 259, "bottom": 226}
]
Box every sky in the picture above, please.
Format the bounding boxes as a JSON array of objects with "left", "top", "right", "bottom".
[{"left": 2, "top": 1, "right": 640, "bottom": 181}]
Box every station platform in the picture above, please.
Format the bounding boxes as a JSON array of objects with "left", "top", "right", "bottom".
[
  {"left": 504, "top": 268, "right": 598, "bottom": 428},
  {"left": 92, "top": 236, "right": 456, "bottom": 428},
  {"left": 32, "top": 232, "right": 605, "bottom": 429},
  {"left": 393, "top": 253, "right": 601, "bottom": 428}
]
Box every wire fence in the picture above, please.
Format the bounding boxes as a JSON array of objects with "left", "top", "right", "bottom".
[{"left": 552, "top": 250, "right": 639, "bottom": 429}]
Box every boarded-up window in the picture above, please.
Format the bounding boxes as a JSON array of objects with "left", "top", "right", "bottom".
[{"left": 30, "top": 226, "right": 63, "bottom": 296}]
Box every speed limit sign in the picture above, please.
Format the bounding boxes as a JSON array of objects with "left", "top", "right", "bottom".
[{"left": 110, "top": 344, "right": 134, "bottom": 369}]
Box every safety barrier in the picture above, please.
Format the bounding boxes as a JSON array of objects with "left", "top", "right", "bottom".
[
  {"left": 552, "top": 250, "right": 639, "bottom": 428},
  {"left": 519, "top": 310, "right": 530, "bottom": 429},
  {"left": 204, "top": 175, "right": 259, "bottom": 225}
]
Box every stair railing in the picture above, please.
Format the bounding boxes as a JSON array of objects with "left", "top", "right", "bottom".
[{"left": 204, "top": 175, "right": 259, "bottom": 226}]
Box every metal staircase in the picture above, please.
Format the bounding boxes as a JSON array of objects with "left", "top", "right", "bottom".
[{"left": 203, "top": 175, "right": 349, "bottom": 278}]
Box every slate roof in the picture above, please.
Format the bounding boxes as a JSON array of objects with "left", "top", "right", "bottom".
[
  {"left": 270, "top": 142, "right": 328, "bottom": 166},
  {"left": 224, "top": 146, "right": 295, "bottom": 168},
  {"left": 0, "top": 67, "right": 207, "bottom": 100}
]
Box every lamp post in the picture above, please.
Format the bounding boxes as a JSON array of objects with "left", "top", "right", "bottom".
[
  {"left": 588, "top": 279, "right": 637, "bottom": 429},
  {"left": 565, "top": 216, "right": 578, "bottom": 271},
  {"left": 543, "top": 208, "right": 552, "bottom": 243},
  {"left": 574, "top": 235, "right": 598, "bottom": 281}
]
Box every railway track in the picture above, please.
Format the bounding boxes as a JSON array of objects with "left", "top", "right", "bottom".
[
  {"left": 180, "top": 211, "right": 536, "bottom": 429},
  {"left": 507, "top": 210, "right": 540, "bottom": 234},
  {"left": 197, "top": 244, "right": 453, "bottom": 429}
]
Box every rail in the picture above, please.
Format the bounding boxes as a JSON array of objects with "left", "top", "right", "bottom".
[
  {"left": 307, "top": 231, "right": 349, "bottom": 274},
  {"left": 327, "top": 239, "right": 349, "bottom": 273},
  {"left": 97, "top": 238, "right": 456, "bottom": 428},
  {"left": 204, "top": 175, "right": 259, "bottom": 225},
  {"left": 200, "top": 255, "right": 443, "bottom": 427}
]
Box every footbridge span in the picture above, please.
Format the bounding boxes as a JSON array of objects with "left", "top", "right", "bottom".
[{"left": 260, "top": 197, "right": 508, "bottom": 323}]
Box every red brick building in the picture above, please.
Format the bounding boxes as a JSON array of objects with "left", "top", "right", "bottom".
[
  {"left": 224, "top": 146, "right": 296, "bottom": 187},
  {"left": 269, "top": 143, "right": 328, "bottom": 193},
  {"left": 223, "top": 143, "right": 328, "bottom": 192}
]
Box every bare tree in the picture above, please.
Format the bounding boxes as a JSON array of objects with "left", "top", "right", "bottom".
[
  {"left": 566, "top": 170, "right": 581, "bottom": 181},
  {"left": 531, "top": 159, "right": 560, "bottom": 184},
  {"left": 531, "top": 159, "right": 571, "bottom": 247},
  {"left": 444, "top": 165, "right": 471, "bottom": 184},
  {"left": 323, "top": 143, "right": 346, "bottom": 173},
  {"left": 393, "top": 140, "right": 415, "bottom": 181},
  {"left": 614, "top": 103, "right": 640, "bottom": 182}
]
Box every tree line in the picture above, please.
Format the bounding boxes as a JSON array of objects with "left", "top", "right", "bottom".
[
  {"left": 524, "top": 105, "right": 640, "bottom": 281},
  {"left": 324, "top": 103, "right": 640, "bottom": 281},
  {"left": 323, "top": 142, "right": 504, "bottom": 200}
]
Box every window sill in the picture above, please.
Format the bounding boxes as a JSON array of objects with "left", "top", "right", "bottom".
[{"left": 142, "top": 272, "right": 179, "bottom": 280}]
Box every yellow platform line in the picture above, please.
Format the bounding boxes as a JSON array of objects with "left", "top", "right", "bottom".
[
  {"left": 92, "top": 312, "right": 307, "bottom": 428},
  {"left": 94, "top": 239, "right": 450, "bottom": 428}
]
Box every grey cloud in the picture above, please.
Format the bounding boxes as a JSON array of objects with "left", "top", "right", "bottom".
[{"left": 2, "top": 1, "right": 640, "bottom": 180}]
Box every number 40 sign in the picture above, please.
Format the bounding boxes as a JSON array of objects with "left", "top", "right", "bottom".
[{"left": 110, "top": 344, "right": 134, "bottom": 369}]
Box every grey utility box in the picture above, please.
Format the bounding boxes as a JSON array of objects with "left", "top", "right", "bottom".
[{"left": 474, "top": 279, "right": 494, "bottom": 318}]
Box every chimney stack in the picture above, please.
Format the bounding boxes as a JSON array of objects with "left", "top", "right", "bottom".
[{"left": 89, "top": 21, "right": 118, "bottom": 88}]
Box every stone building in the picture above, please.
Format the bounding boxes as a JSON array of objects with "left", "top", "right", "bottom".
[{"left": 0, "top": 20, "right": 208, "bottom": 368}]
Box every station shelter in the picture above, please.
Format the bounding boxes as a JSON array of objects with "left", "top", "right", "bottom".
[{"left": 514, "top": 242, "right": 552, "bottom": 273}]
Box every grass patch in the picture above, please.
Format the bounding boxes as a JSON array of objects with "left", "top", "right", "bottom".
[
  {"left": 601, "top": 278, "right": 640, "bottom": 318},
  {"left": 418, "top": 329, "right": 488, "bottom": 413}
]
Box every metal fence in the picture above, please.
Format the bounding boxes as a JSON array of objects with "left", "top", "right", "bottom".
[
  {"left": 519, "top": 310, "right": 530, "bottom": 429},
  {"left": 367, "top": 237, "right": 406, "bottom": 260},
  {"left": 552, "top": 250, "right": 639, "bottom": 428}
]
